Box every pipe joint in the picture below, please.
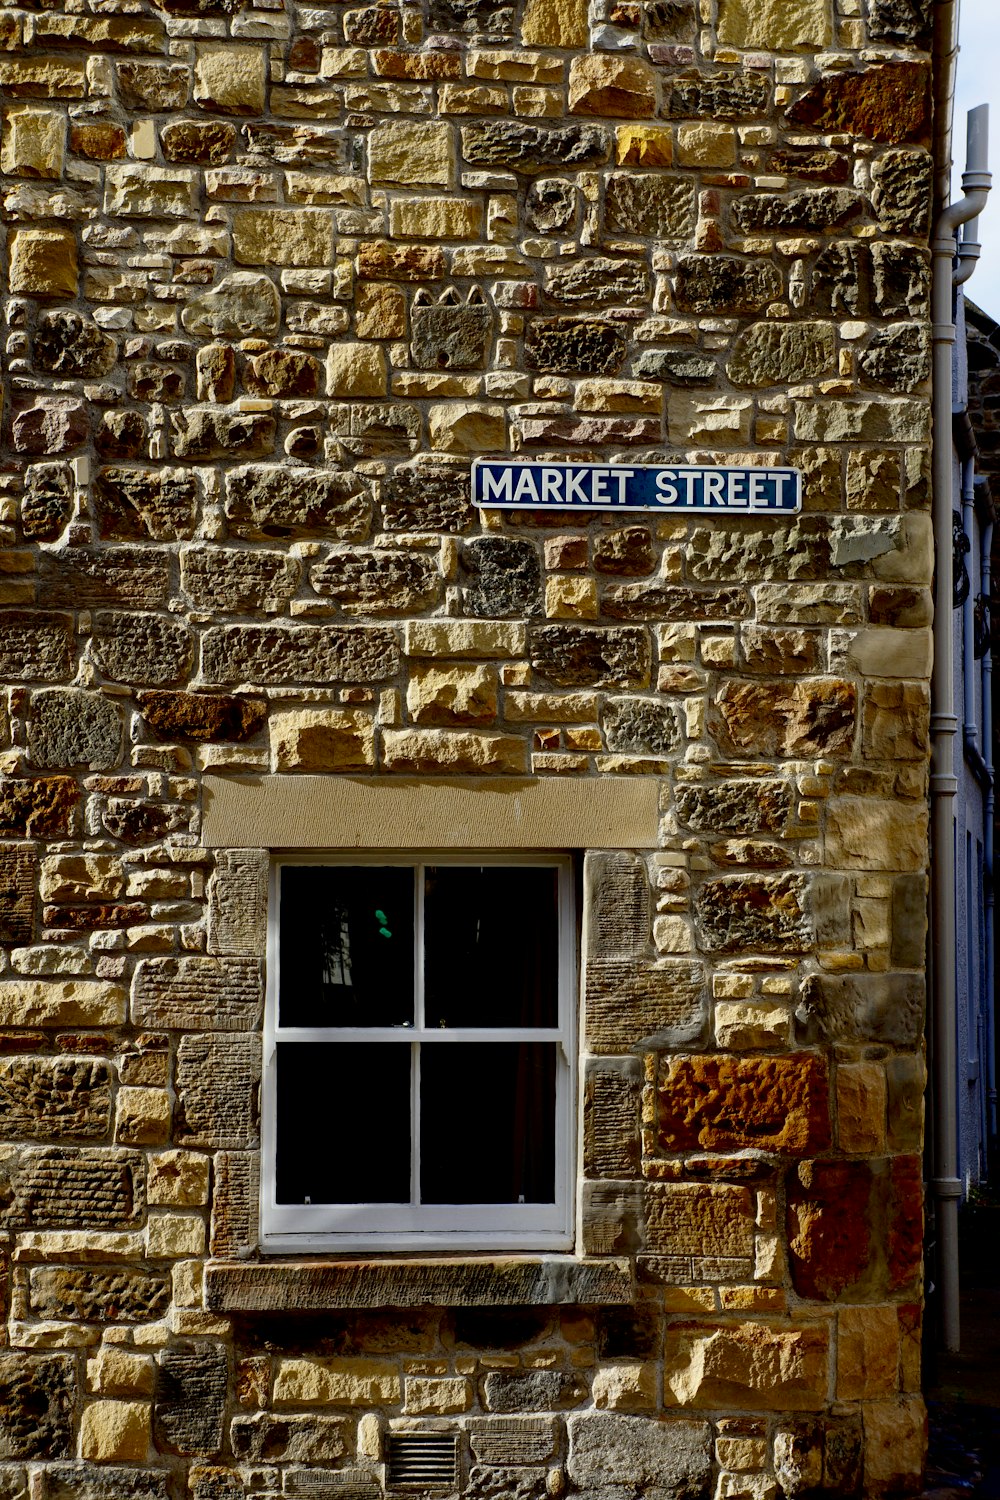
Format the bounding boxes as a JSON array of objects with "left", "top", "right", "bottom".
[{"left": 932, "top": 1178, "right": 964, "bottom": 1201}]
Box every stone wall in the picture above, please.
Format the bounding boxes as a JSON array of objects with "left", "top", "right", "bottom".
[{"left": 0, "top": 0, "right": 934, "bottom": 1492}]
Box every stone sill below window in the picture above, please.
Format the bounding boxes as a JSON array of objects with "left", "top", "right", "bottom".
[{"left": 205, "top": 1257, "right": 633, "bottom": 1312}]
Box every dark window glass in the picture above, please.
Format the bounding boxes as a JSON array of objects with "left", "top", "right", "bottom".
[
  {"left": 275, "top": 1043, "right": 411, "bottom": 1204},
  {"left": 423, "top": 866, "right": 559, "bottom": 1028},
  {"left": 419, "top": 1043, "right": 556, "bottom": 1204},
  {"left": 279, "top": 866, "right": 414, "bottom": 1028}
]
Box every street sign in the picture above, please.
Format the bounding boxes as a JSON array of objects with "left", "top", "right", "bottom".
[{"left": 472, "top": 460, "right": 802, "bottom": 514}]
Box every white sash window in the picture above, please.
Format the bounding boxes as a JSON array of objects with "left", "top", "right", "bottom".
[{"left": 262, "top": 854, "right": 576, "bottom": 1252}]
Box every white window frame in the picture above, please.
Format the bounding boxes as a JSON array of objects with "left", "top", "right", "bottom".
[{"left": 261, "top": 851, "right": 577, "bottom": 1254}]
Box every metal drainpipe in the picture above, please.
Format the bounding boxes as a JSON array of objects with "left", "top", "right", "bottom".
[
  {"left": 930, "top": 88, "right": 992, "bottom": 1353},
  {"left": 981, "top": 510, "right": 996, "bottom": 1145}
]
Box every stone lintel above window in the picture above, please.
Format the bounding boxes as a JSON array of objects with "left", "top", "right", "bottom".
[{"left": 205, "top": 1256, "right": 633, "bottom": 1312}]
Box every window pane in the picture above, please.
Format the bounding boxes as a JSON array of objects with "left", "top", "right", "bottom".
[
  {"left": 420, "top": 1043, "right": 556, "bottom": 1204},
  {"left": 275, "top": 1043, "right": 411, "bottom": 1204},
  {"left": 424, "top": 866, "right": 560, "bottom": 1028},
  {"left": 278, "top": 866, "right": 414, "bottom": 1028}
]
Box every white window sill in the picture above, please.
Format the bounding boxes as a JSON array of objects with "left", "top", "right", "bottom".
[{"left": 204, "top": 1255, "right": 633, "bottom": 1311}]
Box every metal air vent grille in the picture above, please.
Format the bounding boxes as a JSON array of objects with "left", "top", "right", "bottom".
[{"left": 387, "top": 1433, "right": 459, "bottom": 1489}]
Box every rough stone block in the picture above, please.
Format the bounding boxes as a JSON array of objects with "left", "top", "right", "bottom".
[
  {"left": 8, "top": 228, "right": 77, "bottom": 298},
  {"left": 0, "top": 1352, "right": 75, "bottom": 1459},
  {"left": 584, "top": 1059, "right": 642, "bottom": 1179},
  {"left": 663, "top": 1324, "right": 829, "bottom": 1411},
  {"left": 1, "top": 105, "right": 65, "bottom": 177},
  {"left": 91, "top": 612, "right": 194, "bottom": 686},
  {"left": 34, "top": 1467, "right": 168, "bottom": 1500},
  {"left": 0, "top": 845, "right": 36, "bottom": 945},
  {"left": 232, "top": 209, "right": 335, "bottom": 267},
  {"left": 79, "top": 1401, "right": 150, "bottom": 1463},
  {"left": 658, "top": 1054, "right": 830, "bottom": 1155},
  {"left": 225, "top": 464, "right": 371, "bottom": 539},
  {"left": 0, "top": 979, "right": 125, "bottom": 1029},
  {"left": 200, "top": 625, "right": 399, "bottom": 686},
  {"left": 132, "top": 956, "right": 263, "bottom": 1031},
  {"left": 586, "top": 959, "right": 706, "bottom": 1052},
  {"left": 645, "top": 1184, "right": 755, "bottom": 1258},
  {"left": 696, "top": 874, "right": 811, "bottom": 954},
  {"left": 27, "top": 690, "right": 124, "bottom": 771},
  {"left": 174, "top": 1035, "right": 260, "bottom": 1149},
  {"left": 194, "top": 43, "right": 266, "bottom": 114},
  {"left": 786, "top": 1156, "right": 922, "bottom": 1301},
  {"left": 273, "top": 1359, "right": 400, "bottom": 1407},
  {"left": 230, "top": 1413, "right": 347, "bottom": 1462},
  {"left": 837, "top": 1306, "right": 900, "bottom": 1400},
  {"left": 0, "top": 1057, "right": 112, "bottom": 1140},
  {"left": 369, "top": 121, "right": 454, "bottom": 185},
  {"left": 155, "top": 1343, "right": 227, "bottom": 1457},
  {"left": 484, "top": 1371, "right": 587, "bottom": 1413},
  {"left": 29, "top": 1266, "right": 170, "bottom": 1323},
  {"left": 311, "top": 550, "right": 440, "bottom": 615},
  {"left": 0, "top": 1147, "right": 145, "bottom": 1229},
  {"left": 208, "top": 849, "right": 269, "bottom": 956},
  {"left": 567, "top": 1413, "right": 712, "bottom": 1495},
  {"left": 717, "top": 0, "right": 831, "bottom": 47}
]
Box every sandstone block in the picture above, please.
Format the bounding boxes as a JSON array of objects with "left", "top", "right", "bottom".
[
  {"left": 847, "top": 626, "right": 931, "bottom": 678},
  {"left": 0, "top": 1351, "right": 76, "bottom": 1458},
  {"left": 0, "top": 980, "right": 126, "bottom": 1028},
  {"left": 461, "top": 121, "right": 611, "bottom": 171},
  {"left": 697, "top": 874, "right": 810, "bottom": 954},
  {"left": 105, "top": 166, "right": 197, "bottom": 219},
  {"left": 0, "top": 1057, "right": 111, "bottom": 1141},
  {"left": 836, "top": 1062, "right": 886, "bottom": 1153},
  {"left": 92, "top": 612, "right": 193, "bottom": 687},
  {"left": 863, "top": 1398, "right": 926, "bottom": 1497},
  {"left": 587, "top": 959, "right": 706, "bottom": 1051},
  {"left": 273, "top": 1359, "right": 400, "bottom": 1407},
  {"left": 406, "top": 664, "right": 497, "bottom": 725},
  {"left": 232, "top": 209, "right": 335, "bottom": 267},
  {"left": 146, "top": 1214, "right": 206, "bottom": 1258},
  {"left": 155, "top": 1343, "right": 226, "bottom": 1457},
  {"left": 224, "top": 464, "right": 371, "bottom": 539},
  {"left": 8, "top": 229, "right": 77, "bottom": 298},
  {"left": 389, "top": 197, "right": 482, "bottom": 239},
  {"left": 34, "top": 1466, "right": 168, "bottom": 1500},
  {"left": 79, "top": 1402, "right": 150, "bottom": 1463},
  {"left": 182, "top": 273, "right": 280, "bottom": 338},
  {"left": 663, "top": 1323, "right": 829, "bottom": 1411},
  {"left": 484, "top": 1371, "right": 587, "bottom": 1412},
  {"left": 327, "top": 343, "right": 387, "bottom": 397},
  {"left": 87, "top": 1348, "right": 156, "bottom": 1398},
  {"left": 786, "top": 1156, "right": 922, "bottom": 1301},
  {"left": 0, "top": 778, "right": 79, "bottom": 841},
  {"left": 405, "top": 620, "right": 525, "bottom": 658},
  {"left": 837, "top": 1306, "right": 899, "bottom": 1400},
  {"left": 567, "top": 1413, "right": 711, "bottom": 1492},
  {"left": 584, "top": 1058, "right": 642, "bottom": 1178},
  {"left": 231, "top": 1413, "right": 347, "bottom": 1462},
  {"left": 404, "top": 1377, "right": 472, "bottom": 1414},
  {"left": 27, "top": 689, "right": 124, "bottom": 771},
  {"left": 175, "top": 1033, "right": 260, "bottom": 1148},
  {"left": 521, "top": 0, "right": 587, "bottom": 47},
  {"left": 208, "top": 849, "right": 269, "bottom": 956},
  {"left": 30, "top": 1268, "right": 168, "bottom": 1325},
  {"left": 786, "top": 62, "right": 930, "bottom": 145},
  {"left": 717, "top": 0, "right": 832, "bottom": 47},
  {"left": 568, "top": 55, "right": 656, "bottom": 117},
  {"left": 591, "top": 1363, "right": 657, "bottom": 1412},
  {"left": 604, "top": 172, "right": 695, "bottom": 240},
  {"left": 617, "top": 124, "right": 673, "bottom": 166},
  {"left": 658, "top": 1054, "right": 830, "bottom": 1155},
  {"left": 194, "top": 43, "right": 266, "bottom": 113},
  {"left": 270, "top": 709, "right": 375, "bottom": 771},
  {"left": 369, "top": 121, "right": 454, "bottom": 186},
  {"left": 825, "top": 798, "right": 927, "bottom": 873},
  {"left": 381, "top": 728, "right": 528, "bottom": 774},
  {"left": 115, "top": 1088, "right": 172, "bottom": 1146},
  {"left": 148, "top": 1150, "right": 211, "bottom": 1207},
  {"left": 712, "top": 678, "right": 856, "bottom": 758},
  {"left": 428, "top": 402, "right": 506, "bottom": 453},
  {"left": 200, "top": 624, "right": 399, "bottom": 686},
  {"left": 1, "top": 106, "right": 65, "bottom": 178},
  {"left": 0, "top": 844, "right": 36, "bottom": 945},
  {"left": 645, "top": 1183, "right": 755, "bottom": 1257},
  {"left": 677, "top": 123, "right": 737, "bottom": 166},
  {"left": 715, "top": 1000, "right": 792, "bottom": 1050},
  {"left": 728, "top": 322, "right": 836, "bottom": 386}
]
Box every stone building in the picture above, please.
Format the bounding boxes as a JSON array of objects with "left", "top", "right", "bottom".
[{"left": 0, "top": 0, "right": 945, "bottom": 1494}]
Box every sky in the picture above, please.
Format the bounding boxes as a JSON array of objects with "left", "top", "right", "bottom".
[{"left": 953, "top": 0, "right": 1000, "bottom": 320}]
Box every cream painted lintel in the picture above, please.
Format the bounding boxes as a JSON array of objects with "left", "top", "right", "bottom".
[{"left": 202, "top": 774, "right": 660, "bottom": 850}]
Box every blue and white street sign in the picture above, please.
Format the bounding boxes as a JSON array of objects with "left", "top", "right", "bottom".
[{"left": 472, "top": 460, "right": 802, "bottom": 514}]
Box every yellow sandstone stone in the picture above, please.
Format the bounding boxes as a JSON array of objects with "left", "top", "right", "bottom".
[
  {"left": 147, "top": 1150, "right": 211, "bottom": 1207},
  {"left": 87, "top": 1348, "right": 156, "bottom": 1397},
  {"left": 863, "top": 1398, "right": 927, "bottom": 1496},
  {"left": 574, "top": 379, "right": 662, "bottom": 413},
  {"left": 467, "top": 49, "right": 563, "bottom": 83},
  {"left": 714, "top": 1000, "right": 792, "bottom": 1050},
  {"left": 521, "top": 0, "right": 588, "bottom": 48},
  {"left": 146, "top": 1214, "right": 207, "bottom": 1258},
  {"left": 0, "top": 59, "right": 86, "bottom": 96},
  {"left": 327, "top": 342, "right": 387, "bottom": 398},
  {"left": 568, "top": 55, "right": 656, "bottom": 118},
  {"left": 381, "top": 728, "right": 528, "bottom": 774},
  {"left": 0, "top": 980, "right": 126, "bottom": 1028},
  {"left": 388, "top": 197, "right": 483, "bottom": 240},
  {"left": 836, "top": 1061, "right": 887, "bottom": 1153},
  {"left": 369, "top": 121, "right": 455, "bottom": 187},
  {"left": 663, "top": 1323, "right": 829, "bottom": 1410},
  {"left": 1, "top": 106, "right": 65, "bottom": 178},
  {"left": 232, "top": 209, "right": 335, "bottom": 268},
  {"left": 8, "top": 227, "right": 77, "bottom": 298},
  {"left": 837, "top": 1306, "right": 900, "bottom": 1400},
  {"left": 592, "top": 1363, "right": 657, "bottom": 1412},
  {"left": 271, "top": 709, "right": 376, "bottom": 771},
  {"left": 825, "top": 798, "right": 928, "bottom": 873},
  {"left": 194, "top": 43, "right": 267, "bottom": 115},
  {"left": 274, "top": 1358, "right": 401, "bottom": 1407},
  {"left": 404, "top": 620, "right": 526, "bottom": 658},
  {"left": 428, "top": 402, "right": 505, "bottom": 453},
  {"left": 617, "top": 125, "right": 673, "bottom": 166},
  {"left": 677, "top": 123, "right": 737, "bottom": 168},
  {"left": 406, "top": 664, "right": 498, "bottom": 725},
  {"left": 545, "top": 577, "right": 599, "bottom": 621},
  {"left": 79, "top": 1401, "right": 150, "bottom": 1463},
  {"left": 356, "top": 282, "right": 407, "bottom": 339},
  {"left": 115, "top": 1087, "right": 172, "bottom": 1145},
  {"left": 403, "top": 1377, "right": 472, "bottom": 1414},
  {"left": 716, "top": 0, "right": 833, "bottom": 49}
]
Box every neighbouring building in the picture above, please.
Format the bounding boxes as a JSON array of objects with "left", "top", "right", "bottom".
[{"left": 0, "top": 0, "right": 947, "bottom": 1494}]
